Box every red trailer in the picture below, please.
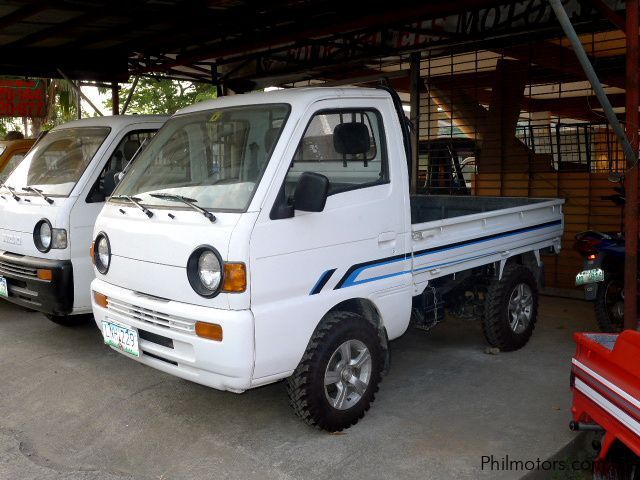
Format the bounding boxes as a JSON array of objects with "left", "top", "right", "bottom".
[{"left": 571, "top": 331, "right": 640, "bottom": 477}]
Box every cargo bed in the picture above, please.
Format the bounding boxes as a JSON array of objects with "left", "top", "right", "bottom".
[{"left": 409, "top": 195, "right": 565, "bottom": 285}]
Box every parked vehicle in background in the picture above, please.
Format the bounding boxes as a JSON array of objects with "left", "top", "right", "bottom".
[
  {"left": 90, "top": 87, "right": 563, "bottom": 431},
  {"left": 0, "top": 115, "right": 167, "bottom": 326},
  {"left": 0, "top": 137, "right": 36, "bottom": 182},
  {"left": 574, "top": 179, "right": 633, "bottom": 333},
  {"left": 571, "top": 331, "right": 640, "bottom": 478}
]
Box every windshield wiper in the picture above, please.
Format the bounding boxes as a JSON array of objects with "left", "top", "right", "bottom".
[
  {"left": 22, "top": 186, "right": 53, "bottom": 204},
  {"left": 111, "top": 195, "right": 154, "bottom": 218},
  {"left": 0, "top": 183, "right": 21, "bottom": 202},
  {"left": 149, "top": 193, "right": 216, "bottom": 223}
]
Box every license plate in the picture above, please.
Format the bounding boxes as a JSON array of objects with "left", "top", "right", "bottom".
[
  {"left": 576, "top": 268, "right": 605, "bottom": 286},
  {"left": 102, "top": 319, "right": 139, "bottom": 357},
  {"left": 0, "top": 276, "right": 7, "bottom": 298}
]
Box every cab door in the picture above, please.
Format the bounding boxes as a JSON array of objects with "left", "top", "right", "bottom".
[{"left": 249, "top": 97, "right": 411, "bottom": 380}]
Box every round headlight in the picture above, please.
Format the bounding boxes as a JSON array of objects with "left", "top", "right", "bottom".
[
  {"left": 187, "top": 247, "right": 223, "bottom": 297},
  {"left": 94, "top": 233, "right": 111, "bottom": 274},
  {"left": 33, "top": 219, "right": 52, "bottom": 252},
  {"left": 198, "top": 251, "right": 221, "bottom": 290}
]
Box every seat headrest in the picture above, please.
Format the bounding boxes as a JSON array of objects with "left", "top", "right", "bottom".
[
  {"left": 123, "top": 139, "right": 140, "bottom": 161},
  {"left": 333, "top": 123, "right": 370, "bottom": 155}
]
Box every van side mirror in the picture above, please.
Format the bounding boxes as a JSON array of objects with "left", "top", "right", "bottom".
[{"left": 294, "top": 172, "right": 329, "bottom": 212}]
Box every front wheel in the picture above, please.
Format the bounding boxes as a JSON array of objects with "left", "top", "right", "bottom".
[
  {"left": 45, "top": 314, "right": 91, "bottom": 327},
  {"left": 594, "top": 273, "right": 624, "bottom": 333},
  {"left": 286, "top": 311, "right": 384, "bottom": 432},
  {"left": 482, "top": 265, "right": 539, "bottom": 351}
]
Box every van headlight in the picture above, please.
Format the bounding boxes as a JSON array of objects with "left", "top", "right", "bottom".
[
  {"left": 187, "top": 247, "right": 222, "bottom": 297},
  {"left": 34, "top": 219, "right": 67, "bottom": 252},
  {"left": 93, "top": 233, "right": 111, "bottom": 274}
]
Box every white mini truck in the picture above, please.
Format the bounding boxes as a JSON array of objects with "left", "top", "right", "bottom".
[
  {"left": 90, "top": 88, "right": 564, "bottom": 431},
  {"left": 0, "top": 115, "right": 167, "bottom": 325}
]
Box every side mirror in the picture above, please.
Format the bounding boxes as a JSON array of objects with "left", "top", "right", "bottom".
[
  {"left": 102, "top": 170, "right": 122, "bottom": 198},
  {"left": 294, "top": 172, "right": 329, "bottom": 212}
]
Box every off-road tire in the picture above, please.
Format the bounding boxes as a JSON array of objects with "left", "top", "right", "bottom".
[
  {"left": 286, "top": 311, "right": 384, "bottom": 432},
  {"left": 594, "top": 272, "right": 624, "bottom": 333},
  {"left": 45, "top": 313, "right": 91, "bottom": 327},
  {"left": 482, "top": 265, "right": 539, "bottom": 351}
]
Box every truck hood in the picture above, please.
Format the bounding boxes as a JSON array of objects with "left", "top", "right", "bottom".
[
  {"left": 0, "top": 195, "right": 71, "bottom": 258},
  {"left": 93, "top": 203, "right": 243, "bottom": 308}
]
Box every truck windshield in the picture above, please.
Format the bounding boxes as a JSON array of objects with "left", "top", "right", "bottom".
[
  {"left": 4, "top": 127, "right": 111, "bottom": 197},
  {"left": 112, "top": 104, "right": 290, "bottom": 212}
]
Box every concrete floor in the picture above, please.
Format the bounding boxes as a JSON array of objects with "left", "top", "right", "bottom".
[{"left": 0, "top": 296, "right": 597, "bottom": 480}]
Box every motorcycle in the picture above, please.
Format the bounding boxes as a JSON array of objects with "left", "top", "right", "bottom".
[
  {"left": 574, "top": 229, "right": 626, "bottom": 332},
  {"left": 574, "top": 177, "right": 630, "bottom": 332}
]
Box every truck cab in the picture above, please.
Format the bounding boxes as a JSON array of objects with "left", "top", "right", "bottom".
[
  {"left": 0, "top": 115, "right": 167, "bottom": 325},
  {"left": 90, "top": 88, "right": 563, "bottom": 431}
]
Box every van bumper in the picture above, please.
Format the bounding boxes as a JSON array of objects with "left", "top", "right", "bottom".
[
  {"left": 0, "top": 251, "right": 73, "bottom": 315},
  {"left": 91, "top": 279, "right": 255, "bottom": 393}
]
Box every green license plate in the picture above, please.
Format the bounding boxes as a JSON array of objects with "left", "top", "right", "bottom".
[{"left": 576, "top": 268, "right": 604, "bottom": 286}]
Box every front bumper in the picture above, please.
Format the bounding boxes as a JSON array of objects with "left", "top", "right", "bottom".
[
  {"left": 91, "top": 279, "right": 255, "bottom": 393},
  {"left": 0, "top": 251, "right": 73, "bottom": 315}
]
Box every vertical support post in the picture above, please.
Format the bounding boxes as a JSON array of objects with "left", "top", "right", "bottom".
[
  {"left": 409, "top": 52, "right": 421, "bottom": 194},
  {"left": 76, "top": 81, "right": 81, "bottom": 119},
  {"left": 625, "top": 0, "right": 639, "bottom": 330},
  {"left": 111, "top": 82, "right": 119, "bottom": 116}
]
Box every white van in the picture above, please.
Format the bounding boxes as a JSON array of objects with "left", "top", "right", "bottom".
[
  {"left": 90, "top": 88, "right": 563, "bottom": 431},
  {"left": 0, "top": 115, "right": 167, "bottom": 325}
]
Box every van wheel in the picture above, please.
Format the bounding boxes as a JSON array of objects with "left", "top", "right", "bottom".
[
  {"left": 482, "top": 265, "right": 538, "bottom": 351},
  {"left": 45, "top": 314, "right": 91, "bottom": 327},
  {"left": 286, "top": 311, "right": 383, "bottom": 432}
]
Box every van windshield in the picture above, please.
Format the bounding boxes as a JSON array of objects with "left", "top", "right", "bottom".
[
  {"left": 112, "top": 104, "right": 290, "bottom": 212},
  {"left": 4, "top": 127, "right": 111, "bottom": 197}
]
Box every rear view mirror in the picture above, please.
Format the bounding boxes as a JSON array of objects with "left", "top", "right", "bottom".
[{"left": 294, "top": 172, "right": 329, "bottom": 212}]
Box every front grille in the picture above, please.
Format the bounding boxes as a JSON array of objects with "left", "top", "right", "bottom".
[
  {"left": 0, "top": 259, "right": 37, "bottom": 278},
  {"left": 107, "top": 298, "right": 195, "bottom": 334}
]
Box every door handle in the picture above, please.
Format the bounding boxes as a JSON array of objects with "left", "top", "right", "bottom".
[{"left": 378, "top": 231, "right": 396, "bottom": 244}]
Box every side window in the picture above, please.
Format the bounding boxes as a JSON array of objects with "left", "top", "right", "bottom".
[
  {"left": 0, "top": 152, "right": 26, "bottom": 182},
  {"left": 284, "top": 109, "right": 388, "bottom": 198},
  {"left": 86, "top": 130, "right": 156, "bottom": 203}
]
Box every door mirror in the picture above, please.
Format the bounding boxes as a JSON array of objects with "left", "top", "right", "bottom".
[
  {"left": 101, "top": 170, "right": 122, "bottom": 198},
  {"left": 294, "top": 172, "right": 329, "bottom": 212}
]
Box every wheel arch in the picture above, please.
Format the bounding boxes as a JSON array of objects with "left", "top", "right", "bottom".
[{"left": 321, "top": 297, "right": 390, "bottom": 373}]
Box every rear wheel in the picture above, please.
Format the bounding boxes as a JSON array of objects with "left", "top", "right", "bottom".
[
  {"left": 594, "top": 273, "right": 624, "bottom": 333},
  {"left": 45, "top": 314, "right": 91, "bottom": 327},
  {"left": 286, "top": 311, "right": 383, "bottom": 432},
  {"left": 482, "top": 265, "right": 539, "bottom": 351}
]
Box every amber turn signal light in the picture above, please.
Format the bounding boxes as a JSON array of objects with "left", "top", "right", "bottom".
[
  {"left": 222, "top": 263, "right": 246, "bottom": 293},
  {"left": 93, "top": 291, "right": 108, "bottom": 308},
  {"left": 195, "top": 321, "right": 223, "bottom": 341},
  {"left": 36, "top": 269, "right": 53, "bottom": 281}
]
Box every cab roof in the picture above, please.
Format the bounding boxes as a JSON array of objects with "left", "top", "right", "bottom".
[
  {"left": 176, "top": 87, "right": 392, "bottom": 116},
  {"left": 50, "top": 115, "right": 169, "bottom": 132}
]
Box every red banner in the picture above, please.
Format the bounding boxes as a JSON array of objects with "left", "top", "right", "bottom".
[{"left": 0, "top": 79, "right": 46, "bottom": 117}]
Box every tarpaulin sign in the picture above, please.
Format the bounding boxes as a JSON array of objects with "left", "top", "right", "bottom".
[{"left": 0, "top": 79, "right": 46, "bottom": 117}]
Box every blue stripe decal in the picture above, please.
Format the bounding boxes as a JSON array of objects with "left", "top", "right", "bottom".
[
  {"left": 338, "top": 220, "right": 561, "bottom": 288},
  {"left": 309, "top": 269, "right": 337, "bottom": 295}
]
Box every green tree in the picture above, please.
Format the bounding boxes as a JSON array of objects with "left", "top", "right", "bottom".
[{"left": 106, "top": 78, "right": 217, "bottom": 115}]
